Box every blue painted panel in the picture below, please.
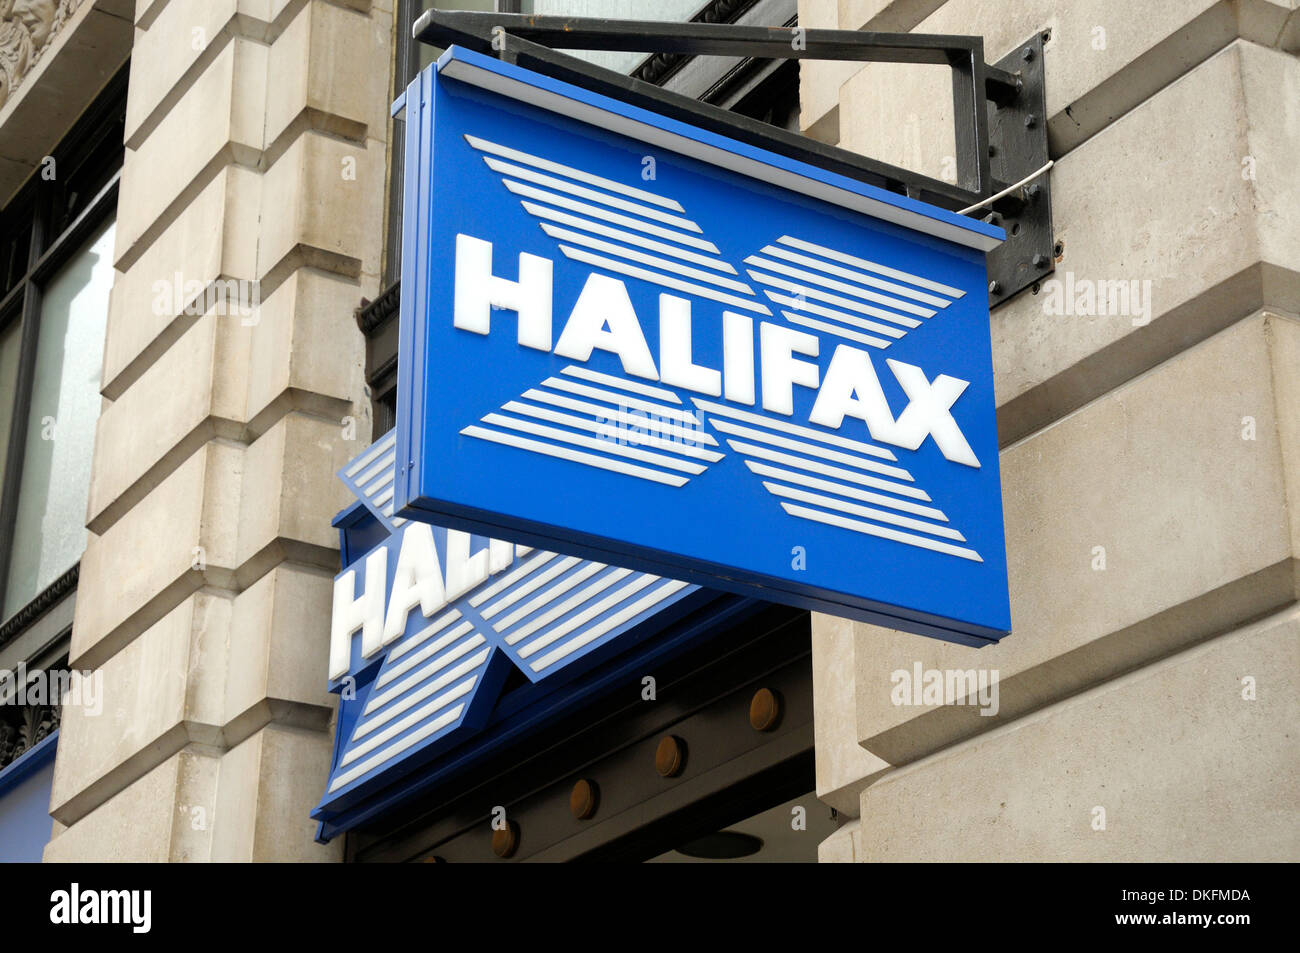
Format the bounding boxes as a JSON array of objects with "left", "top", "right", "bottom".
[
  {"left": 315, "top": 436, "right": 720, "bottom": 825},
  {"left": 394, "top": 47, "right": 1011, "bottom": 645},
  {"left": 0, "top": 733, "right": 57, "bottom": 863}
]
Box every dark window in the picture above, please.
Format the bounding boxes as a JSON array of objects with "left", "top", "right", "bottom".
[{"left": 0, "top": 67, "right": 126, "bottom": 666}]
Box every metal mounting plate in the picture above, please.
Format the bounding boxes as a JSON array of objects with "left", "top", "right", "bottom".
[{"left": 985, "top": 32, "right": 1054, "bottom": 307}]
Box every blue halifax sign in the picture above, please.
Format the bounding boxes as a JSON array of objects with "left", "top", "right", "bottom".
[
  {"left": 312, "top": 431, "right": 749, "bottom": 833},
  {"left": 394, "top": 46, "right": 1011, "bottom": 647}
]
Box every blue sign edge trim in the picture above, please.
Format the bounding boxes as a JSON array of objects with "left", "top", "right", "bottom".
[
  {"left": 432, "top": 45, "right": 1005, "bottom": 253},
  {"left": 395, "top": 498, "right": 1004, "bottom": 646}
]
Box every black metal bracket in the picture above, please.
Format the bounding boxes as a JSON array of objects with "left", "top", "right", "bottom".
[
  {"left": 413, "top": 11, "right": 1053, "bottom": 306},
  {"left": 983, "top": 31, "right": 1054, "bottom": 307}
]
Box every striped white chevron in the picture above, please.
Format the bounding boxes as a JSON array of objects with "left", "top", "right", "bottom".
[
  {"left": 745, "top": 235, "right": 966, "bottom": 349},
  {"left": 327, "top": 608, "right": 491, "bottom": 793},
  {"left": 453, "top": 139, "right": 981, "bottom": 559},
  {"left": 327, "top": 434, "right": 702, "bottom": 797},
  {"left": 691, "top": 398, "right": 983, "bottom": 563},
  {"left": 475, "top": 553, "right": 691, "bottom": 675},
  {"left": 327, "top": 540, "right": 696, "bottom": 793},
  {"left": 463, "top": 133, "right": 772, "bottom": 315},
  {"left": 338, "top": 429, "right": 407, "bottom": 531},
  {"left": 461, "top": 364, "right": 724, "bottom": 487}
]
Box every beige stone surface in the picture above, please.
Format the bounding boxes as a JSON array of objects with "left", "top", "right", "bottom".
[
  {"left": 101, "top": 164, "right": 260, "bottom": 398},
  {"left": 817, "top": 817, "right": 861, "bottom": 862},
  {"left": 90, "top": 270, "right": 369, "bottom": 536},
  {"left": 796, "top": 0, "right": 851, "bottom": 144},
  {"left": 832, "top": 0, "right": 1299, "bottom": 157},
  {"left": 850, "top": 312, "right": 1300, "bottom": 766},
  {"left": 211, "top": 724, "right": 343, "bottom": 862},
  {"left": 52, "top": 0, "right": 387, "bottom": 863},
  {"left": 124, "top": 0, "right": 242, "bottom": 146},
  {"left": 245, "top": 267, "right": 368, "bottom": 431},
  {"left": 74, "top": 410, "right": 359, "bottom": 666},
  {"left": 49, "top": 567, "right": 342, "bottom": 834},
  {"left": 798, "top": 0, "right": 950, "bottom": 143},
  {"left": 813, "top": 614, "right": 888, "bottom": 815},
  {"left": 992, "top": 41, "right": 1300, "bottom": 444},
  {"left": 264, "top": 0, "right": 390, "bottom": 150},
  {"left": 255, "top": 130, "right": 386, "bottom": 286},
  {"left": 50, "top": 593, "right": 230, "bottom": 825},
  {"left": 224, "top": 564, "right": 337, "bottom": 742},
  {"left": 115, "top": 37, "right": 267, "bottom": 269},
  {"left": 857, "top": 608, "right": 1300, "bottom": 861},
  {"left": 235, "top": 412, "right": 359, "bottom": 584},
  {"left": 1268, "top": 312, "right": 1300, "bottom": 558},
  {"left": 72, "top": 441, "right": 242, "bottom": 670},
  {"left": 44, "top": 748, "right": 219, "bottom": 863},
  {"left": 93, "top": 253, "right": 369, "bottom": 546},
  {"left": 107, "top": 0, "right": 389, "bottom": 397},
  {"left": 135, "top": 0, "right": 167, "bottom": 25},
  {"left": 87, "top": 309, "right": 250, "bottom": 533},
  {"left": 125, "top": 0, "right": 329, "bottom": 142}
]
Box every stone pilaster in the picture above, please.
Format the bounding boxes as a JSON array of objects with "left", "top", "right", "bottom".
[{"left": 44, "top": 0, "right": 393, "bottom": 862}]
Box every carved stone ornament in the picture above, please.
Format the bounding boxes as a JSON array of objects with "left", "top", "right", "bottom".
[
  {"left": 0, "top": 677, "right": 62, "bottom": 770},
  {"left": 0, "top": 0, "right": 83, "bottom": 110}
]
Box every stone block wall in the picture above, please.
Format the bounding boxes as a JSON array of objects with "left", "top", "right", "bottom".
[
  {"left": 802, "top": 0, "right": 1300, "bottom": 861},
  {"left": 43, "top": 0, "right": 392, "bottom": 862}
]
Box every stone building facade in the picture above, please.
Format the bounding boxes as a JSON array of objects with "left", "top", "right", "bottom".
[
  {"left": 0, "top": 0, "right": 1294, "bottom": 862},
  {"left": 804, "top": 0, "right": 1300, "bottom": 862},
  {"left": 2, "top": 0, "right": 387, "bottom": 862}
]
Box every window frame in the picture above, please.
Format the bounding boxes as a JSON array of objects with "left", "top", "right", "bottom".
[{"left": 0, "top": 65, "right": 127, "bottom": 646}]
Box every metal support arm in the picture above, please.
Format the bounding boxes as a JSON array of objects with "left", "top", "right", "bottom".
[{"left": 413, "top": 10, "right": 1053, "bottom": 305}]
